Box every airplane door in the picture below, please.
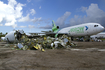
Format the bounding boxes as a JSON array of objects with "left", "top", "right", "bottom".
[
  {"left": 69, "top": 32, "right": 71, "bottom": 36},
  {"left": 68, "top": 31, "right": 72, "bottom": 36}
]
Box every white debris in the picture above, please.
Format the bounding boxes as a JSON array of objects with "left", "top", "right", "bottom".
[
  {"left": 17, "top": 43, "right": 23, "bottom": 48},
  {"left": 18, "top": 30, "right": 24, "bottom": 34}
]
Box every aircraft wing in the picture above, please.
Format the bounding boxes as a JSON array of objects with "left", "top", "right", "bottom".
[
  {"left": 27, "top": 35, "right": 43, "bottom": 38},
  {"left": 27, "top": 32, "right": 68, "bottom": 38},
  {"left": 26, "top": 32, "right": 45, "bottom": 38},
  {"left": 45, "top": 32, "right": 68, "bottom": 37}
]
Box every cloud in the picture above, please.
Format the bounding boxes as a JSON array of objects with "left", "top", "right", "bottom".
[
  {"left": 56, "top": 11, "right": 71, "bottom": 26},
  {"left": 0, "top": 0, "right": 25, "bottom": 28},
  {"left": 0, "top": 24, "right": 3, "bottom": 26},
  {"left": 18, "top": 14, "right": 30, "bottom": 22},
  {"left": 18, "top": 14, "right": 42, "bottom": 23},
  {"left": 8, "top": 0, "right": 17, "bottom": 7},
  {"left": 27, "top": 0, "right": 31, "bottom": 2},
  {"left": 19, "top": 26, "right": 27, "bottom": 28},
  {"left": 38, "top": 23, "right": 40, "bottom": 25},
  {"left": 30, "top": 9, "right": 36, "bottom": 15},
  {"left": 40, "top": 3, "right": 105, "bottom": 29},
  {"left": 0, "top": 0, "right": 42, "bottom": 28},
  {"left": 77, "top": 6, "right": 87, "bottom": 12},
  {"left": 39, "top": 6, "right": 41, "bottom": 9},
  {"left": 69, "top": 3, "right": 105, "bottom": 27},
  {"left": 31, "top": 17, "right": 42, "bottom": 23},
  {"left": 39, "top": 12, "right": 71, "bottom": 29},
  {"left": 34, "top": 0, "right": 42, "bottom": 2},
  {"left": 86, "top": 4, "right": 105, "bottom": 18},
  {"left": 39, "top": 25, "right": 51, "bottom": 29},
  {"left": 5, "top": 21, "right": 17, "bottom": 28},
  {"left": 28, "top": 25, "right": 35, "bottom": 28},
  {"left": 37, "top": 18, "right": 51, "bottom": 24},
  {"left": 81, "top": 6, "right": 87, "bottom": 12}
]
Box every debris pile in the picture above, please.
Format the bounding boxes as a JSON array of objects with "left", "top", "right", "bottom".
[
  {"left": 1, "top": 30, "right": 77, "bottom": 51},
  {"left": 11, "top": 34, "right": 77, "bottom": 51}
]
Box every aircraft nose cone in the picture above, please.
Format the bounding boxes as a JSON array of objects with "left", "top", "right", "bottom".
[{"left": 101, "top": 26, "right": 105, "bottom": 31}]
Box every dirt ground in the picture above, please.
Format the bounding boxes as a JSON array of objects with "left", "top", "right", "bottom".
[{"left": 0, "top": 41, "right": 105, "bottom": 70}]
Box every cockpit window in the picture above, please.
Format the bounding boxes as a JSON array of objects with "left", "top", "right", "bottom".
[{"left": 94, "top": 25, "right": 98, "bottom": 27}]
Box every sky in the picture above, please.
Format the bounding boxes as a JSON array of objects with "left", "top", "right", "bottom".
[{"left": 0, "top": 0, "right": 105, "bottom": 34}]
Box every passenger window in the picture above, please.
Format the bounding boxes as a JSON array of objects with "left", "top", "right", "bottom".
[{"left": 94, "top": 25, "right": 98, "bottom": 27}]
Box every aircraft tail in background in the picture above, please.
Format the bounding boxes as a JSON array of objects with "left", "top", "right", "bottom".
[
  {"left": 52, "top": 20, "right": 59, "bottom": 37},
  {"left": 52, "top": 20, "right": 56, "bottom": 27},
  {"left": 52, "top": 20, "right": 59, "bottom": 33}
]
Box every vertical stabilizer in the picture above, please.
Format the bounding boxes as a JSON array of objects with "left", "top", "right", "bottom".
[
  {"left": 52, "top": 20, "right": 56, "bottom": 27},
  {"left": 52, "top": 20, "right": 59, "bottom": 37}
]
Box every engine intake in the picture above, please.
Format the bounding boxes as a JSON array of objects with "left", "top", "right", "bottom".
[
  {"left": 52, "top": 26, "right": 59, "bottom": 32},
  {"left": 57, "top": 26, "right": 59, "bottom": 29}
]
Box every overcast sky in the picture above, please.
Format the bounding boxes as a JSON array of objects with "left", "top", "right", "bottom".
[{"left": 0, "top": 0, "right": 105, "bottom": 33}]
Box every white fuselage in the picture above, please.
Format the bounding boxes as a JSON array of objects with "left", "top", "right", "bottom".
[
  {"left": 1, "top": 30, "right": 24, "bottom": 43},
  {"left": 91, "top": 32, "right": 105, "bottom": 38},
  {"left": 3, "top": 31, "right": 17, "bottom": 42},
  {"left": 58, "top": 23, "right": 104, "bottom": 36}
]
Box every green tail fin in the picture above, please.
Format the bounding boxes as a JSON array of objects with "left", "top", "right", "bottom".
[
  {"left": 52, "top": 20, "right": 59, "bottom": 37},
  {"left": 52, "top": 20, "right": 56, "bottom": 27}
]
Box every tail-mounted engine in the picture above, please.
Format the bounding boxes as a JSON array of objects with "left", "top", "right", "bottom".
[{"left": 52, "top": 26, "right": 59, "bottom": 32}]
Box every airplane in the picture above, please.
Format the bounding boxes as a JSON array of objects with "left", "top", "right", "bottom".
[
  {"left": 1, "top": 20, "right": 104, "bottom": 43},
  {"left": 25, "top": 20, "right": 105, "bottom": 41},
  {"left": 1, "top": 30, "right": 25, "bottom": 43},
  {"left": 51, "top": 20, "right": 105, "bottom": 38},
  {"left": 91, "top": 32, "right": 105, "bottom": 39}
]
